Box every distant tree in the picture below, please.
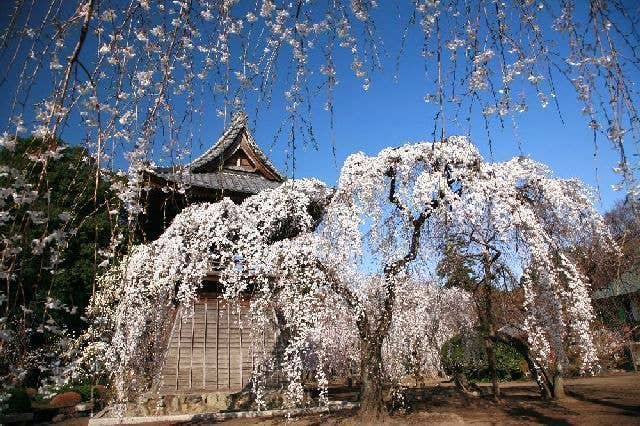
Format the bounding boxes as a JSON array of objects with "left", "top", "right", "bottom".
[
  {"left": 571, "top": 199, "right": 636, "bottom": 292},
  {"left": 0, "top": 137, "right": 123, "bottom": 390},
  {"left": 437, "top": 238, "right": 477, "bottom": 292},
  {"left": 604, "top": 199, "right": 640, "bottom": 272},
  {"left": 571, "top": 197, "right": 639, "bottom": 343}
]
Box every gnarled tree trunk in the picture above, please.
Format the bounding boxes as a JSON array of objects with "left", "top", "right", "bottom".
[
  {"left": 359, "top": 334, "right": 386, "bottom": 417},
  {"left": 481, "top": 254, "right": 500, "bottom": 399},
  {"left": 484, "top": 333, "right": 501, "bottom": 398},
  {"left": 552, "top": 364, "right": 565, "bottom": 399},
  {"left": 471, "top": 285, "right": 500, "bottom": 399}
]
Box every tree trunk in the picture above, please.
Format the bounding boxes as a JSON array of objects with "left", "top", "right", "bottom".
[
  {"left": 453, "top": 371, "right": 480, "bottom": 397},
  {"left": 359, "top": 336, "right": 386, "bottom": 418},
  {"left": 552, "top": 374, "right": 565, "bottom": 399},
  {"left": 552, "top": 364, "right": 565, "bottom": 399},
  {"left": 480, "top": 250, "right": 500, "bottom": 399},
  {"left": 273, "top": 308, "right": 292, "bottom": 372},
  {"left": 484, "top": 335, "right": 501, "bottom": 398}
]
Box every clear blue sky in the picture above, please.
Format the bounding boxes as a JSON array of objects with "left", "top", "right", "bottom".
[
  {"left": 198, "top": 7, "right": 630, "bottom": 214},
  {"left": 241, "top": 60, "right": 624, "bottom": 211},
  {"left": 0, "top": 2, "right": 633, "bottom": 213}
]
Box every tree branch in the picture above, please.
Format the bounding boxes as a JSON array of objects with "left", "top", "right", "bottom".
[
  {"left": 315, "top": 261, "right": 369, "bottom": 337},
  {"left": 50, "top": 0, "right": 94, "bottom": 143},
  {"left": 315, "top": 261, "right": 358, "bottom": 310},
  {"left": 386, "top": 166, "right": 413, "bottom": 222}
]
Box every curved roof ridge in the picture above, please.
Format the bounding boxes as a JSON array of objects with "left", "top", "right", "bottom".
[{"left": 186, "top": 111, "right": 284, "bottom": 181}]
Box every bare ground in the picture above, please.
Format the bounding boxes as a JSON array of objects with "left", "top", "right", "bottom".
[
  {"left": 57, "top": 372, "right": 640, "bottom": 425},
  {"left": 216, "top": 372, "right": 640, "bottom": 425}
]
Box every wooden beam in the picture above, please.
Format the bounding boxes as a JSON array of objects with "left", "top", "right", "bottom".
[{"left": 238, "top": 133, "right": 281, "bottom": 181}]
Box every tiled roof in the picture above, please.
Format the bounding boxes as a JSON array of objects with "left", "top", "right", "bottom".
[
  {"left": 151, "top": 168, "right": 280, "bottom": 194},
  {"left": 147, "top": 111, "right": 284, "bottom": 195},
  {"left": 188, "top": 111, "right": 284, "bottom": 180},
  {"left": 188, "top": 113, "right": 246, "bottom": 172}
]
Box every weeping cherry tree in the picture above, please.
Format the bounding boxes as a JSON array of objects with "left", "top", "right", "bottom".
[{"left": 86, "top": 136, "right": 611, "bottom": 417}]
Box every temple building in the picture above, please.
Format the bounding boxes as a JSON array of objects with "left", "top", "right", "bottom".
[
  {"left": 141, "top": 111, "right": 283, "bottom": 241},
  {"left": 141, "top": 112, "right": 283, "bottom": 394}
]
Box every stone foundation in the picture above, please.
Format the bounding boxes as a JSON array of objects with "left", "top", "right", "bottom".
[
  {"left": 122, "top": 389, "right": 294, "bottom": 417},
  {"left": 89, "top": 401, "right": 360, "bottom": 425}
]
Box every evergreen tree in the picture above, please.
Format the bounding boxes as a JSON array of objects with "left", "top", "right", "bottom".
[{"left": 0, "top": 137, "right": 123, "bottom": 388}]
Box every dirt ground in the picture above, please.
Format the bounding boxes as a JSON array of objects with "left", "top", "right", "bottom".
[
  {"left": 57, "top": 372, "right": 639, "bottom": 425},
  {"left": 215, "top": 372, "right": 640, "bottom": 425}
]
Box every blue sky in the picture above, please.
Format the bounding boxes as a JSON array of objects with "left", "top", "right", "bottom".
[
  {"left": 0, "top": 1, "right": 634, "bottom": 213},
  {"left": 203, "top": 6, "right": 630, "bottom": 213},
  {"left": 244, "top": 60, "right": 622, "bottom": 202}
]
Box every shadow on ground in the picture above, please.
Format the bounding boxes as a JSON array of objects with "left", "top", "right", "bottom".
[{"left": 186, "top": 372, "right": 640, "bottom": 425}]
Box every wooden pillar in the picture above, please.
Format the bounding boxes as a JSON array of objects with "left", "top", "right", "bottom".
[
  {"left": 203, "top": 302, "right": 208, "bottom": 389},
  {"left": 239, "top": 308, "right": 243, "bottom": 387},
  {"left": 190, "top": 313, "right": 194, "bottom": 389},
  {"left": 227, "top": 301, "right": 231, "bottom": 389}
]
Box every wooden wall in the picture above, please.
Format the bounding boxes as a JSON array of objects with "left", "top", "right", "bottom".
[{"left": 160, "top": 296, "right": 276, "bottom": 393}]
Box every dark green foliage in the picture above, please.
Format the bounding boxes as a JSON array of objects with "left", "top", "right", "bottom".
[
  {"left": 437, "top": 238, "right": 477, "bottom": 291},
  {"left": 0, "top": 137, "right": 125, "bottom": 387},
  {"left": 1, "top": 138, "right": 117, "bottom": 323},
  {"left": 441, "top": 332, "right": 526, "bottom": 382},
  {"left": 4, "top": 389, "right": 31, "bottom": 413}
]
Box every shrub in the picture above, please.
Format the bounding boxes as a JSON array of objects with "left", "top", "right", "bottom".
[
  {"left": 5, "top": 388, "right": 32, "bottom": 413},
  {"left": 441, "top": 332, "right": 525, "bottom": 382},
  {"left": 54, "top": 383, "right": 100, "bottom": 402}
]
